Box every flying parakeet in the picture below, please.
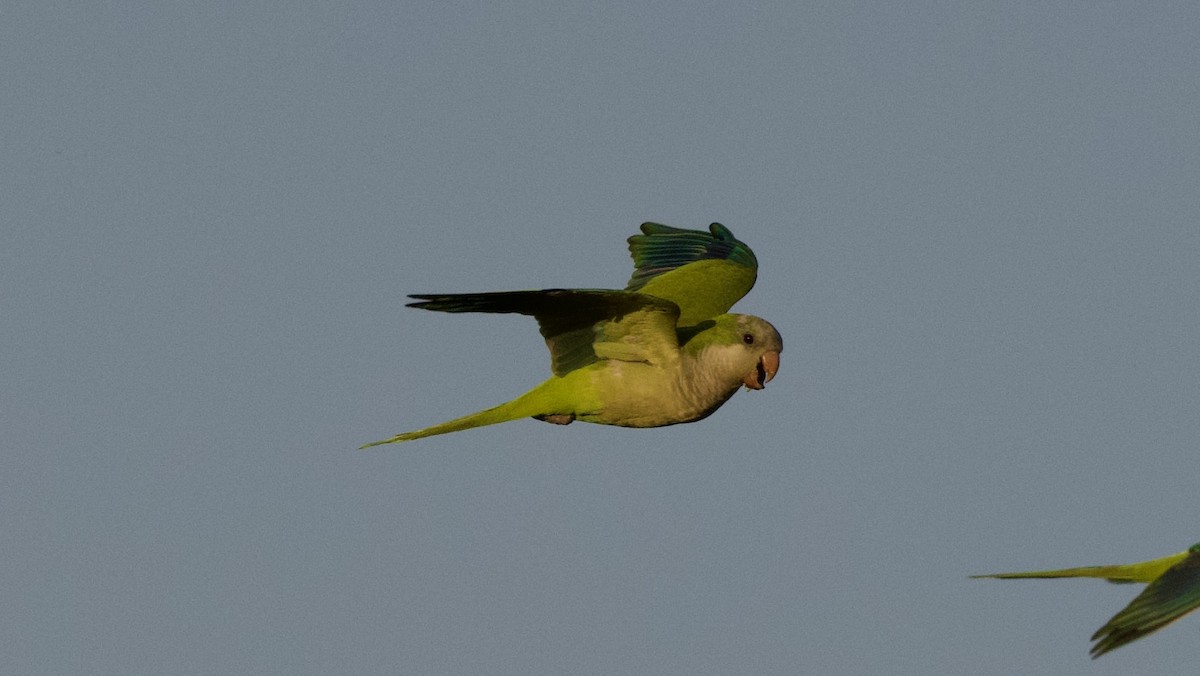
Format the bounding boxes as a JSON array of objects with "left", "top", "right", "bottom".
[
  {"left": 973, "top": 542, "right": 1200, "bottom": 658},
  {"left": 362, "top": 222, "right": 783, "bottom": 447}
]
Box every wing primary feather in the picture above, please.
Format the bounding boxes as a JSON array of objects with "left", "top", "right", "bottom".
[
  {"left": 407, "top": 290, "right": 675, "bottom": 326},
  {"left": 407, "top": 289, "right": 682, "bottom": 377}
]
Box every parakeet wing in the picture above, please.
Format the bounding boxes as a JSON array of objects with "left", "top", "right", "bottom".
[
  {"left": 408, "top": 289, "right": 682, "bottom": 376},
  {"left": 1090, "top": 545, "right": 1200, "bottom": 657},
  {"left": 625, "top": 222, "right": 758, "bottom": 326}
]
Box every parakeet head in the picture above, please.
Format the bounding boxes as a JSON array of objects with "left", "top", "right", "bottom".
[{"left": 685, "top": 313, "right": 782, "bottom": 391}]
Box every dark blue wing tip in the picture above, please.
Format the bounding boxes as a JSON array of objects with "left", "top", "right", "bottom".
[
  {"left": 637, "top": 222, "right": 737, "bottom": 239},
  {"left": 638, "top": 222, "right": 683, "bottom": 236},
  {"left": 628, "top": 222, "right": 757, "bottom": 269},
  {"left": 708, "top": 222, "right": 736, "bottom": 240}
]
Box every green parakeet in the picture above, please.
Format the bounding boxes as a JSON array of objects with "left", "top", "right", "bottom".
[
  {"left": 362, "top": 222, "right": 782, "bottom": 447},
  {"left": 973, "top": 542, "right": 1200, "bottom": 657}
]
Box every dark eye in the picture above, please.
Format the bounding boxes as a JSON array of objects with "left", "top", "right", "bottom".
[{"left": 742, "top": 333, "right": 754, "bottom": 345}]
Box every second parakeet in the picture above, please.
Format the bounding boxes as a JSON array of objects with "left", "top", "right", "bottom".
[{"left": 973, "top": 542, "right": 1200, "bottom": 657}]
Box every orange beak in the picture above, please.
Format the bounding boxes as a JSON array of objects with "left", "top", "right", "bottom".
[{"left": 742, "top": 350, "right": 780, "bottom": 390}]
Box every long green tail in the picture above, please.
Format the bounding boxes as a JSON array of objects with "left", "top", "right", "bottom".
[
  {"left": 360, "top": 381, "right": 574, "bottom": 448},
  {"left": 971, "top": 551, "right": 1189, "bottom": 585},
  {"left": 360, "top": 400, "right": 527, "bottom": 448}
]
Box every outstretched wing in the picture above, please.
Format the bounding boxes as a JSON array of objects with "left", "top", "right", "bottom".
[
  {"left": 625, "top": 222, "right": 758, "bottom": 326},
  {"left": 408, "top": 289, "right": 681, "bottom": 376},
  {"left": 1090, "top": 545, "right": 1200, "bottom": 658}
]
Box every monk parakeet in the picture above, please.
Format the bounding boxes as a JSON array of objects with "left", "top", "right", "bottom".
[
  {"left": 973, "top": 542, "right": 1200, "bottom": 657},
  {"left": 362, "top": 222, "right": 782, "bottom": 447}
]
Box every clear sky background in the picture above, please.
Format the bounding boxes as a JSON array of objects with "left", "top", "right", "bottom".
[{"left": 4, "top": 3, "right": 1199, "bottom": 675}]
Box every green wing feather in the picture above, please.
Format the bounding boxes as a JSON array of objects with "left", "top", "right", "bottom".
[
  {"left": 625, "top": 222, "right": 758, "bottom": 326},
  {"left": 1089, "top": 544, "right": 1200, "bottom": 658},
  {"left": 408, "top": 290, "right": 681, "bottom": 376}
]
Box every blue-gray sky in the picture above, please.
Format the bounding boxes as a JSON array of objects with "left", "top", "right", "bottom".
[{"left": 5, "top": 3, "right": 1199, "bottom": 674}]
